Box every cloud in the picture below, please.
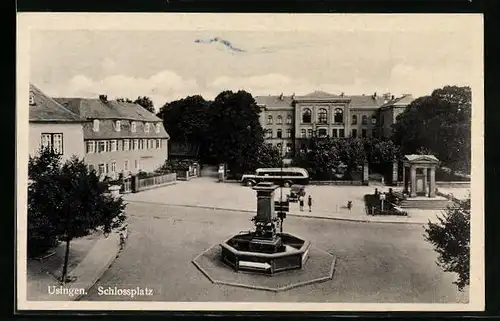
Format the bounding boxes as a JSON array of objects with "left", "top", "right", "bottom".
[{"left": 49, "top": 70, "right": 200, "bottom": 109}]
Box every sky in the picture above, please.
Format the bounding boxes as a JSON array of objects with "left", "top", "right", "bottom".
[{"left": 29, "top": 16, "right": 481, "bottom": 111}]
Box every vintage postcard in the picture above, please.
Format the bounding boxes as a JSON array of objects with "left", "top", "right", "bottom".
[{"left": 16, "top": 13, "right": 484, "bottom": 312}]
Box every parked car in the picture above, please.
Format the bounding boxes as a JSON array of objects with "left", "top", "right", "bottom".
[
  {"left": 287, "top": 184, "right": 306, "bottom": 202},
  {"left": 240, "top": 167, "right": 310, "bottom": 187}
]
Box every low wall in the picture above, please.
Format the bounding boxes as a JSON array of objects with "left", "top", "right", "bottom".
[
  {"left": 435, "top": 181, "right": 471, "bottom": 188},
  {"left": 310, "top": 180, "right": 367, "bottom": 186},
  {"left": 134, "top": 173, "right": 177, "bottom": 192}
]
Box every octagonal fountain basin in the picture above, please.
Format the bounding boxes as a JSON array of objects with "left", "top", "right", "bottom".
[{"left": 220, "top": 232, "right": 311, "bottom": 275}]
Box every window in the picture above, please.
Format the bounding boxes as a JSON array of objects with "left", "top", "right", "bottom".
[
  {"left": 143, "top": 139, "right": 147, "bottom": 149},
  {"left": 318, "top": 128, "right": 327, "bottom": 138},
  {"left": 133, "top": 139, "right": 138, "bottom": 150},
  {"left": 110, "top": 140, "right": 116, "bottom": 152},
  {"left": 98, "top": 164, "right": 106, "bottom": 175},
  {"left": 334, "top": 108, "right": 343, "bottom": 123},
  {"left": 98, "top": 141, "right": 105, "bottom": 153},
  {"left": 93, "top": 119, "right": 100, "bottom": 132},
  {"left": 105, "top": 140, "right": 111, "bottom": 152},
  {"left": 124, "top": 139, "right": 130, "bottom": 151},
  {"left": 105, "top": 163, "right": 109, "bottom": 174},
  {"left": 29, "top": 91, "right": 35, "bottom": 105},
  {"left": 302, "top": 108, "right": 312, "bottom": 123},
  {"left": 300, "top": 144, "right": 307, "bottom": 152},
  {"left": 277, "top": 115, "right": 283, "bottom": 125},
  {"left": 267, "top": 115, "right": 273, "bottom": 125},
  {"left": 300, "top": 129, "right": 306, "bottom": 138},
  {"left": 362, "top": 129, "right": 367, "bottom": 138},
  {"left": 111, "top": 161, "right": 116, "bottom": 173},
  {"left": 307, "top": 129, "right": 313, "bottom": 137},
  {"left": 372, "top": 129, "right": 378, "bottom": 138},
  {"left": 318, "top": 108, "right": 328, "bottom": 124},
  {"left": 277, "top": 129, "right": 282, "bottom": 139},
  {"left": 41, "top": 133, "right": 64, "bottom": 155},
  {"left": 115, "top": 120, "right": 121, "bottom": 132},
  {"left": 88, "top": 164, "right": 95, "bottom": 172},
  {"left": 286, "top": 143, "right": 292, "bottom": 153},
  {"left": 352, "top": 115, "right": 358, "bottom": 125},
  {"left": 145, "top": 123, "right": 150, "bottom": 133},
  {"left": 86, "top": 141, "right": 95, "bottom": 154},
  {"left": 286, "top": 129, "right": 292, "bottom": 138},
  {"left": 352, "top": 129, "right": 358, "bottom": 138},
  {"left": 131, "top": 122, "right": 136, "bottom": 132},
  {"left": 286, "top": 115, "right": 292, "bottom": 124},
  {"left": 124, "top": 160, "right": 129, "bottom": 171},
  {"left": 371, "top": 115, "right": 377, "bottom": 125},
  {"left": 139, "top": 139, "right": 143, "bottom": 150},
  {"left": 265, "top": 129, "right": 273, "bottom": 139},
  {"left": 277, "top": 143, "right": 282, "bottom": 150},
  {"left": 150, "top": 139, "right": 155, "bottom": 149},
  {"left": 156, "top": 139, "right": 161, "bottom": 148},
  {"left": 332, "top": 129, "right": 338, "bottom": 137},
  {"left": 117, "top": 140, "right": 123, "bottom": 151},
  {"left": 155, "top": 123, "right": 161, "bottom": 133},
  {"left": 362, "top": 115, "right": 368, "bottom": 125},
  {"left": 339, "top": 129, "right": 345, "bottom": 138}
]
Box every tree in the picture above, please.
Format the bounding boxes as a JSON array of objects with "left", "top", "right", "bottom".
[
  {"left": 257, "top": 144, "right": 282, "bottom": 168},
  {"left": 423, "top": 195, "right": 470, "bottom": 291},
  {"left": 28, "top": 148, "right": 127, "bottom": 283},
  {"left": 116, "top": 97, "right": 133, "bottom": 103},
  {"left": 134, "top": 96, "right": 155, "bottom": 114},
  {"left": 392, "top": 85, "right": 471, "bottom": 173},
  {"left": 206, "top": 90, "right": 264, "bottom": 174}
]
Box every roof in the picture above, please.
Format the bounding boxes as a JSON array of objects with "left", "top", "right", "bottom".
[
  {"left": 380, "top": 94, "right": 415, "bottom": 109},
  {"left": 256, "top": 91, "right": 389, "bottom": 109},
  {"left": 81, "top": 121, "right": 170, "bottom": 140},
  {"left": 404, "top": 154, "right": 440, "bottom": 163},
  {"left": 29, "top": 84, "right": 85, "bottom": 122},
  {"left": 53, "top": 98, "right": 162, "bottom": 122},
  {"left": 254, "top": 95, "right": 294, "bottom": 108}
]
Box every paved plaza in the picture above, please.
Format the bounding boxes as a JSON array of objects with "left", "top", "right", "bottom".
[
  {"left": 122, "top": 177, "right": 470, "bottom": 224},
  {"left": 84, "top": 202, "right": 468, "bottom": 303}
]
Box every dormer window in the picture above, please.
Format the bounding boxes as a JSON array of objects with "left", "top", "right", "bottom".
[
  {"left": 131, "top": 122, "right": 136, "bottom": 132},
  {"left": 93, "top": 119, "right": 100, "bottom": 132},
  {"left": 145, "top": 123, "right": 150, "bottom": 133},
  {"left": 155, "top": 123, "right": 161, "bottom": 133},
  {"left": 29, "top": 91, "right": 35, "bottom": 106},
  {"left": 115, "top": 120, "right": 121, "bottom": 132}
]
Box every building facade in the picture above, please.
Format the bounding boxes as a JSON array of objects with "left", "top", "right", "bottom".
[
  {"left": 255, "top": 91, "right": 414, "bottom": 157},
  {"left": 54, "top": 96, "right": 170, "bottom": 179},
  {"left": 29, "top": 84, "right": 86, "bottom": 162}
]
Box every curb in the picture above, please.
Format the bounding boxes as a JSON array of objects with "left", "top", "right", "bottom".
[
  {"left": 124, "top": 200, "right": 429, "bottom": 225},
  {"left": 71, "top": 233, "right": 122, "bottom": 301}
]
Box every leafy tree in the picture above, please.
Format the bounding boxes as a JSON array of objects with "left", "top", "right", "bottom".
[
  {"left": 206, "top": 90, "right": 264, "bottom": 174},
  {"left": 392, "top": 85, "right": 471, "bottom": 173},
  {"left": 257, "top": 144, "right": 282, "bottom": 168},
  {"left": 134, "top": 96, "right": 155, "bottom": 114},
  {"left": 116, "top": 97, "right": 133, "bottom": 103},
  {"left": 28, "top": 148, "right": 126, "bottom": 282},
  {"left": 424, "top": 195, "right": 470, "bottom": 291}
]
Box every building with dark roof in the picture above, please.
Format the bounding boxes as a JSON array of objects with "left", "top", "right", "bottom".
[
  {"left": 29, "top": 84, "right": 86, "bottom": 161},
  {"left": 54, "top": 95, "right": 170, "bottom": 178},
  {"left": 255, "top": 91, "right": 414, "bottom": 157}
]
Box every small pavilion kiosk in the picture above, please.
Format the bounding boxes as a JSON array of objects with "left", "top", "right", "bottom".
[{"left": 402, "top": 154, "right": 440, "bottom": 198}]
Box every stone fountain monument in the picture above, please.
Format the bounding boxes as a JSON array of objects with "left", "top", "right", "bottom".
[{"left": 192, "top": 181, "right": 336, "bottom": 292}]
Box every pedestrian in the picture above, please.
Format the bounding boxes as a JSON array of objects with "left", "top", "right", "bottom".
[
  {"left": 299, "top": 195, "right": 304, "bottom": 211},
  {"left": 308, "top": 195, "right": 312, "bottom": 212}
]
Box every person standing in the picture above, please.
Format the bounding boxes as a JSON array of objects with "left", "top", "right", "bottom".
[
  {"left": 308, "top": 195, "right": 312, "bottom": 212},
  {"left": 299, "top": 195, "right": 304, "bottom": 211}
]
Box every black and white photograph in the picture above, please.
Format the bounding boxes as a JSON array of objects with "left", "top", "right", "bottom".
[{"left": 16, "top": 13, "right": 484, "bottom": 311}]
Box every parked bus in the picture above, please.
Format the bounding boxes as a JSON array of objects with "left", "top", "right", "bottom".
[{"left": 240, "top": 167, "right": 310, "bottom": 187}]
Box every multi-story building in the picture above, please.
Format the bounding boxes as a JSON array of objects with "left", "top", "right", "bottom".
[
  {"left": 255, "top": 91, "right": 414, "bottom": 157},
  {"left": 29, "top": 84, "right": 86, "bottom": 162},
  {"left": 54, "top": 95, "right": 170, "bottom": 179}
]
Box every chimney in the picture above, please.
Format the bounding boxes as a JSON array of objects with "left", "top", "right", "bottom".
[
  {"left": 391, "top": 95, "right": 395, "bottom": 100},
  {"left": 99, "top": 94, "right": 108, "bottom": 102},
  {"left": 279, "top": 93, "right": 284, "bottom": 100},
  {"left": 340, "top": 92, "right": 345, "bottom": 97},
  {"left": 372, "top": 92, "right": 377, "bottom": 99},
  {"left": 291, "top": 92, "right": 295, "bottom": 100}
]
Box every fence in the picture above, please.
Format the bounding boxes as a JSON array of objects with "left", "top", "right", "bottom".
[{"left": 133, "top": 173, "right": 177, "bottom": 193}]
